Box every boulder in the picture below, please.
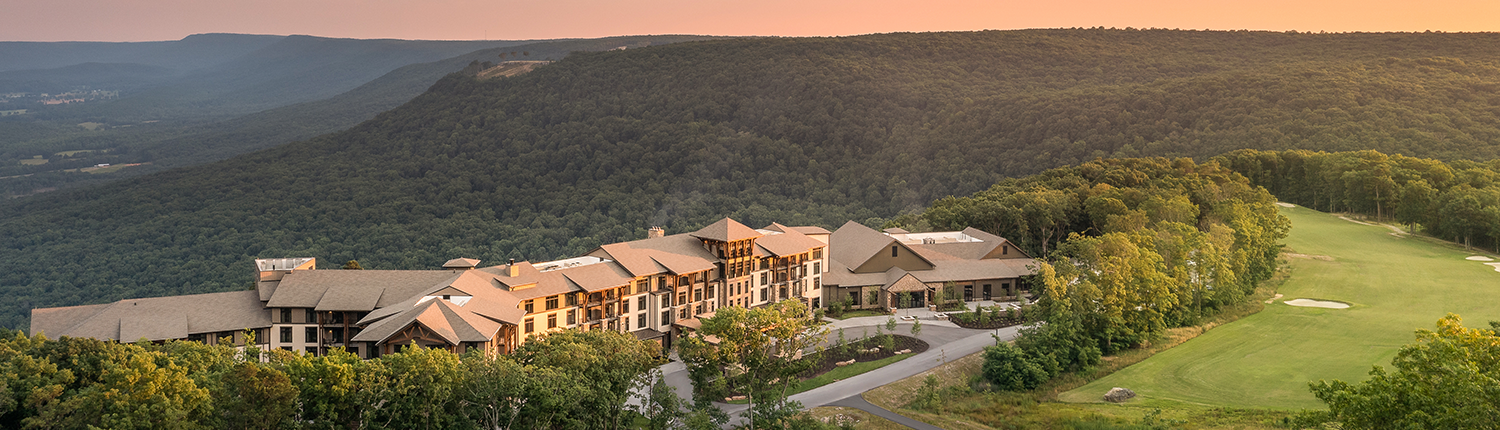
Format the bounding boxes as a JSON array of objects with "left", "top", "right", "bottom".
[{"left": 1103, "top": 387, "right": 1136, "bottom": 403}]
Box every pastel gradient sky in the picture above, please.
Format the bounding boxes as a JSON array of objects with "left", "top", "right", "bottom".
[{"left": 3, "top": 0, "right": 1497, "bottom": 42}]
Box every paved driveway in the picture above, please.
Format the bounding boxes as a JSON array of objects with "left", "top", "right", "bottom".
[{"left": 656, "top": 310, "right": 1027, "bottom": 428}]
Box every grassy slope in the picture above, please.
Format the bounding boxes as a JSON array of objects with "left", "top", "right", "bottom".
[{"left": 1061, "top": 205, "right": 1500, "bottom": 409}]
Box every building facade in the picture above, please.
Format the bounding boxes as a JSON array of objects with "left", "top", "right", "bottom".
[{"left": 30, "top": 218, "right": 1034, "bottom": 357}]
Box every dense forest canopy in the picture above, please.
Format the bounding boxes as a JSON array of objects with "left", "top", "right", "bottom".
[{"left": 5, "top": 29, "right": 1500, "bottom": 329}]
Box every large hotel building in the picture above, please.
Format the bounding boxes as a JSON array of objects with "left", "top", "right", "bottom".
[{"left": 30, "top": 218, "right": 1035, "bottom": 357}]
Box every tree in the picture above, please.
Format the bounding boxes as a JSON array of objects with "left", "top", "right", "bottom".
[
  {"left": 1306, "top": 314, "right": 1500, "bottom": 429},
  {"left": 342, "top": 260, "right": 364, "bottom": 270},
  {"left": 275, "top": 347, "right": 382, "bottom": 429},
  {"left": 213, "top": 362, "right": 297, "bottom": 430},
  {"left": 513, "top": 329, "right": 661, "bottom": 429},
  {"left": 365, "top": 344, "right": 467, "bottom": 429},
  {"left": 677, "top": 299, "right": 827, "bottom": 429},
  {"left": 910, "top": 319, "right": 923, "bottom": 338}
]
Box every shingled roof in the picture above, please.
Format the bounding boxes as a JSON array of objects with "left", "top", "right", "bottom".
[
  {"left": 594, "top": 234, "right": 716, "bottom": 277},
  {"left": 755, "top": 223, "right": 826, "bottom": 257},
  {"left": 690, "top": 218, "right": 763, "bottom": 242},
  {"left": 30, "top": 290, "right": 270, "bottom": 342}
]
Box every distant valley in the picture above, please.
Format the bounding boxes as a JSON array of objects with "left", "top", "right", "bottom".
[{"left": 0, "top": 34, "right": 719, "bottom": 196}]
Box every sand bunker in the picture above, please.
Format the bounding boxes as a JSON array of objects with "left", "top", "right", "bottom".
[
  {"left": 1264, "top": 293, "right": 1284, "bottom": 304},
  {"left": 1284, "top": 299, "right": 1350, "bottom": 309},
  {"left": 1275, "top": 202, "right": 1296, "bottom": 208},
  {"left": 1285, "top": 253, "right": 1334, "bottom": 261},
  {"left": 1467, "top": 256, "right": 1495, "bottom": 261},
  {"left": 1487, "top": 263, "right": 1500, "bottom": 273}
]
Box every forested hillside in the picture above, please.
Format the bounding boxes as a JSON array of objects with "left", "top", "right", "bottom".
[
  {"left": 0, "top": 36, "right": 717, "bottom": 195},
  {"left": 6, "top": 29, "right": 1500, "bottom": 329}
]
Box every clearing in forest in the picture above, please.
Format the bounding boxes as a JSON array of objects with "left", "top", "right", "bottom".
[{"left": 1060, "top": 205, "right": 1500, "bottom": 409}]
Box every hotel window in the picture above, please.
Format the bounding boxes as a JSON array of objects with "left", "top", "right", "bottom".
[
  {"left": 679, "top": 308, "right": 688, "bottom": 319},
  {"left": 813, "top": 262, "right": 821, "bottom": 274},
  {"left": 1003, "top": 245, "right": 1009, "bottom": 255},
  {"left": 568, "top": 310, "right": 576, "bottom": 325},
  {"left": 280, "top": 327, "right": 292, "bottom": 343},
  {"left": 760, "top": 272, "right": 767, "bottom": 285},
  {"left": 622, "top": 300, "right": 630, "bottom": 313},
  {"left": 814, "top": 277, "right": 821, "bottom": 290},
  {"left": 662, "top": 310, "right": 671, "bottom": 324},
  {"left": 636, "top": 279, "right": 649, "bottom": 294},
  {"left": 892, "top": 246, "right": 898, "bottom": 257},
  {"left": 566, "top": 293, "right": 578, "bottom": 306},
  {"left": 306, "top": 347, "right": 317, "bottom": 355},
  {"left": 546, "top": 296, "right": 558, "bottom": 310},
  {"left": 707, "top": 285, "right": 715, "bottom": 299},
  {"left": 523, "top": 300, "right": 534, "bottom": 313},
  {"left": 694, "top": 289, "right": 702, "bottom": 302},
  {"left": 524, "top": 318, "right": 534, "bottom": 333},
  {"left": 696, "top": 303, "right": 704, "bottom": 315},
  {"left": 813, "top": 248, "right": 822, "bottom": 259},
  {"left": 638, "top": 316, "right": 647, "bottom": 328},
  {"left": 547, "top": 313, "right": 557, "bottom": 329},
  {"left": 679, "top": 276, "right": 689, "bottom": 286},
  {"left": 279, "top": 308, "right": 291, "bottom": 323},
  {"left": 637, "top": 295, "right": 647, "bottom": 310},
  {"left": 760, "top": 288, "right": 767, "bottom": 302},
  {"left": 305, "top": 327, "right": 318, "bottom": 343},
  {"left": 306, "top": 309, "right": 317, "bottom": 324},
  {"left": 678, "top": 292, "right": 687, "bottom": 306}
]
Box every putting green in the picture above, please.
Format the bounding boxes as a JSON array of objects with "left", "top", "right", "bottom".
[{"left": 1060, "top": 205, "right": 1500, "bottom": 409}]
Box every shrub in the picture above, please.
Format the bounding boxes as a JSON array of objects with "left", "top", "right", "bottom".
[{"left": 981, "top": 342, "right": 1054, "bottom": 391}]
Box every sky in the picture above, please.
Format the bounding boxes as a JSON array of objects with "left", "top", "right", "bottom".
[{"left": 2, "top": 0, "right": 1498, "bottom": 42}]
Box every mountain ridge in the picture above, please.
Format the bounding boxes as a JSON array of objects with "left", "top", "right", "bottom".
[{"left": 5, "top": 29, "right": 1500, "bottom": 329}]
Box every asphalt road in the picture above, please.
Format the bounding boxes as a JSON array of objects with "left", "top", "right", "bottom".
[{"left": 658, "top": 315, "right": 1026, "bottom": 429}]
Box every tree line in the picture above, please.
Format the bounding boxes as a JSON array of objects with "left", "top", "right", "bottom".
[
  {"left": 916, "top": 157, "right": 1288, "bottom": 389},
  {"left": 0, "top": 328, "right": 760, "bottom": 430},
  {"left": 1216, "top": 149, "right": 1500, "bottom": 250}
]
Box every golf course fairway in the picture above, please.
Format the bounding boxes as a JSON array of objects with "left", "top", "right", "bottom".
[{"left": 1060, "top": 204, "right": 1500, "bottom": 409}]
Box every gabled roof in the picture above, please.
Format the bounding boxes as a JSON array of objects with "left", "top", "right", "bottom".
[
  {"left": 595, "top": 234, "right": 716, "bottom": 277},
  {"left": 690, "top": 218, "right": 763, "bottom": 242},
  {"left": 755, "top": 223, "right": 826, "bottom": 257},
  {"left": 886, "top": 273, "right": 929, "bottom": 293},
  {"left": 351, "top": 298, "right": 501, "bottom": 345},
  {"left": 830, "top": 220, "right": 935, "bottom": 270},
  {"left": 831, "top": 221, "right": 894, "bottom": 268},
  {"left": 266, "top": 270, "right": 459, "bottom": 310},
  {"left": 561, "top": 261, "right": 634, "bottom": 292},
  {"left": 30, "top": 290, "right": 270, "bottom": 342}
]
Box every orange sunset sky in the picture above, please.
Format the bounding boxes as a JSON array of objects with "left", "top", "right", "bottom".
[{"left": 2, "top": 0, "right": 1498, "bottom": 42}]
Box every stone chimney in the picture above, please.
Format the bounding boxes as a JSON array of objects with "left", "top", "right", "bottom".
[
  {"left": 647, "top": 226, "right": 665, "bottom": 239},
  {"left": 508, "top": 258, "right": 520, "bottom": 277}
]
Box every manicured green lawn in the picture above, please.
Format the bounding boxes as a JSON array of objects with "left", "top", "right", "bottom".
[
  {"left": 827, "top": 309, "right": 891, "bottom": 320},
  {"left": 1061, "top": 205, "right": 1500, "bottom": 409}
]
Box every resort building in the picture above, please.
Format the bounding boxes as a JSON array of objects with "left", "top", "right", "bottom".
[
  {"left": 29, "top": 218, "right": 1034, "bottom": 357},
  {"left": 822, "top": 221, "right": 1035, "bottom": 311}
]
